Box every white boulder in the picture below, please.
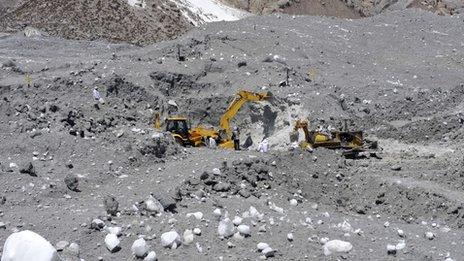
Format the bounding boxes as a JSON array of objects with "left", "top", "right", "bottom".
[
  {"left": 183, "top": 229, "right": 194, "bottom": 245},
  {"left": 186, "top": 212, "right": 203, "bottom": 220},
  {"left": 237, "top": 225, "right": 251, "bottom": 236},
  {"left": 218, "top": 218, "right": 235, "bottom": 238},
  {"left": 131, "top": 238, "right": 148, "bottom": 257},
  {"left": 193, "top": 228, "right": 202, "bottom": 235},
  {"left": 2, "top": 230, "right": 60, "bottom": 261},
  {"left": 425, "top": 231, "right": 435, "bottom": 240},
  {"left": 323, "top": 240, "right": 353, "bottom": 256},
  {"left": 143, "top": 251, "right": 157, "bottom": 261},
  {"left": 161, "top": 231, "right": 181, "bottom": 249},
  {"left": 105, "top": 234, "right": 120, "bottom": 253},
  {"left": 257, "top": 242, "right": 269, "bottom": 251},
  {"left": 106, "top": 226, "right": 122, "bottom": 236},
  {"left": 232, "top": 216, "right": 243, "bottom": 226},
  {"left": 144, "top": 199, "right": 163, "bottom": 214}
]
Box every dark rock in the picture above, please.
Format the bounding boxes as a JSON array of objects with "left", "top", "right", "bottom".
[
  {"left": 242, "top": 135, "right": 253, "bottom": 149},
  {"left": 391, "top": 165, "right": 402, "bottom": 171},
  {"left": 103, "top": 196, "right": 119, "bottom": 216},
  {"left": 0, "top": 195, "right": 5, "bottom": 205},
  {"left": 64, "top": 175, "right": 79, "bottom": 192},
  {"left": 212, "top": 182, "right": 231, "bottom": 192},
  {"left": 200, "top": 171, "right": 209, "bottom": 180},
  {"left": 152, "top": 193, "right": 177, "bottom": 212},
  {"left": 204, "top": 178, "right": 218, "bottom": 186},
  {"left": 237, "top": 61, "right": 247, "bottom": 68},
  {"left": 19, "top": 162, "right": 36, "bottom": 177}
]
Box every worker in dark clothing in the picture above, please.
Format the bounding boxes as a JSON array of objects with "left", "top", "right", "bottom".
[{"left": 231, "top": 127, "right": 240, "bottom": 150}]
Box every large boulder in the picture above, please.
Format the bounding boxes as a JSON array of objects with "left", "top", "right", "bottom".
[{"left": 1, "top": 230, "right": 61, "bottom": 261}]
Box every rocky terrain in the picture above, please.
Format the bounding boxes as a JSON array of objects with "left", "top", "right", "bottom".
[
  {"left": 1, "top": 6, "right": 464, "bottom": 261},
  {"left": 223, "top": 0, "right": 462, "bottom": 16}
]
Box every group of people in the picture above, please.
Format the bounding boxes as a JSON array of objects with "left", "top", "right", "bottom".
[{"left": 204, "top": 127, "right": 269, "bottom": 153}]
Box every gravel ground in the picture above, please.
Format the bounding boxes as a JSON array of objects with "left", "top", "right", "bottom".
[{"left": 0, "top": 9, "right": 464, "bottom": 261}]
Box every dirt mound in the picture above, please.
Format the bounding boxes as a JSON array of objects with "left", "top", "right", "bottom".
[
  {"left": 177, "top": 157, "right": 276, "bottom": 199},
  {"left": 0, "top": 0, "right": 192, "bottom": 45},
  {"left": 282, "top": 0, "right": 362, "bottom": 18}
]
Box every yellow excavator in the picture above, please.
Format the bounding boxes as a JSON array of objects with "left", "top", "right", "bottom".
[
  {"left": 292, "top": 119, "right": 364, "bottom": 157},
  {"left": 217, "top": 90, "right": 270, "bottom": 148},
  {"left": 153, "top": 90, "right": 270, "bottom": 148}
]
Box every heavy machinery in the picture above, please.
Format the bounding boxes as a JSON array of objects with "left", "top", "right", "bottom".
[
  {"left": 153, "top": 113, "right": 219, "bottom": 147},
  {"left": 292, "top": 119, "right": 365, "bottom": 157},
  {"left": 153, "top": 90, "right": 270, "bottom": 148},
  {"left": 217, "top": 90, "right": 270, "bottom": 149}
]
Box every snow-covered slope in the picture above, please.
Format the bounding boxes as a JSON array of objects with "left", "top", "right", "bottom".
[{"left": 169, "top": 0, "right": 250, "bottom": 25}]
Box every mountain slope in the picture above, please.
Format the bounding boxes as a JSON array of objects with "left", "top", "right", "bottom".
[{"left": 0, "top": 0, "right": 193, "bottom": 45}]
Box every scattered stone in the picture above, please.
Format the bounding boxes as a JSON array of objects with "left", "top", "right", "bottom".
[
  {"left": 397, "top": 229, "right": 404, "bottom": 237},
  {"left": 387, "top": 244, "right": 397, "bottom": 255},
  {"left": 144, "top": 251, "right": 157, "bottom": 261},
  {"left": 212, "top": 168, "right": 221, "bottom": 175},
  {"left": 186, "top": 212, "right": 203, "bottom": 220},
  {"left": 66, "top": 242, "right": 80, "bottom": 256},
  {"left": 425, "top": 231, "right": 435, "bottom": 240},
  {"left": 103, "top": 196, "right": 119, "bottom": 216},
  {"left": 19, "top": 162, "right": 36, "bottom": 177},
  {"left": 0, "top": 222, "right": 6, "bottom": 229},
  {"left": 196, "top": 242, "right": 203, "bottom": 253},
  {"left": 161, "top": 231, "right": 181, "bottom": 249},
  {"left": 237, "top": 225, "right": 251, "bottom": 236},
  {"left": 262, "top": 246, "right": 275, "bottom": 257},
  {"left": 396, "top": 240, "right": 406, "bottom": 251},
  {"left": 213, "top": 182, "right": 231, "bottom": 192},
  {"left": 213, "top": 208, "right": 222, "bottom": 218},
  {"left": 257, "top": 242, "right": 269, "bottom": 251},
  {"left": 2, "top": 230, "right": 60, "bottom": 260},
  {"left": 218, "top": 218, "right": 235, "bottom": 238},
  {"left": 144, "top": 198, "right": 164, "bottom": 214},
  {"left": 233, "top": 216, "right": 243, "bottom": 226},
  {"left": 106, "top": 226, "right": 122, "bottom": 236},
  {"left": 287, "top": 233, "right": 294, "bottom": 241},
  {"left": 391, "top": 165, "right": 402, "bottom": 171},
  {"left": 64, "top": 175, "right": 79, "bottom": 191},
  {"left": 323, "top": 240, "right": 353, "bottom": 256},
  {"left": 24, "top": 27, "right": 42, "bottom": 37},
  {"left": 152, "top": 193, "right": 177, "bottom": 212},
  {"left": 132, "top": 238, "right": 148, "bottom": 257},
  {"left": 55, "top": 240, "right": 69, "bottom": 251},
  {"left": 183, "top": 229, "right": 194, "bottom": 245},
  {"left": 105, "top": 233, "right": 121, "bottom": 253},
  {"left": 193, "top": 228, "right": 201, "bottom": 235},
  {"left": 91, "top": 218, "right": 105, "bottom": 230}
]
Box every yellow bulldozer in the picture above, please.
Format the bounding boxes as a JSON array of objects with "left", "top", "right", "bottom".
[
  {"left": 154, "top": 90, "right": 270, "bottom": 148},
  {"left": 292, "top": 119, "right": 365, "bottom": 157}
]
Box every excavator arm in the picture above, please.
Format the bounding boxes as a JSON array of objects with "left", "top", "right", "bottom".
[{"left": 219, "top": 90, "right": 270, "bottom": 138}]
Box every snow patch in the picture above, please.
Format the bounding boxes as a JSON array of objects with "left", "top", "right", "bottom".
[
  {"left": 170, "top": 0, "right": 249, "bottom": 25},
  {"left": 127, "top": 0, "right": 146, "bottom": 8}
]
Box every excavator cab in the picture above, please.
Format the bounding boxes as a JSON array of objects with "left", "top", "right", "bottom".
[{"left": 165, "top": 117, "right": 191, "bottom": 146}]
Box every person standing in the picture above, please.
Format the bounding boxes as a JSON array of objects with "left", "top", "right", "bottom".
[
  {"left": 209, "top": 136, "right": 217, "bottom": 148},
  {"left": 231, "top": 127, "right": 240, "bottom": 150}
]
